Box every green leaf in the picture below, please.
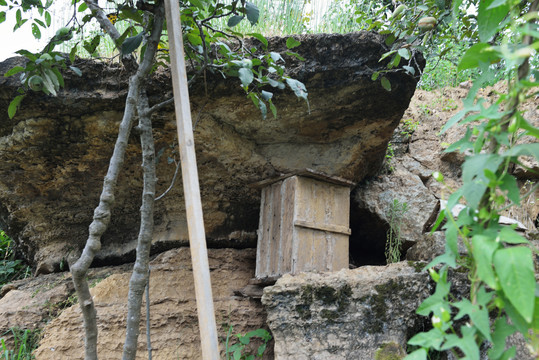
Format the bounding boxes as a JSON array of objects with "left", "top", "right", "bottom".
[
  {"left": 257, "top": 343, "right": 267, "bottom": 356},
  {"left": 494, "top": 247, "right": 535, "bottom": 323},
  {"left": 245, "top": 2, "right": 259, "bottom": 25},
  {"left": 41, "top": 71, "right": 57, "bottom": 95},
  {"left": 261, "top": 90, "right": 272, "bottom": 101},
  {"left": 8, "top": 95, "right": 25, "bottom": 119},
  {"left": 461, "top": 154, "right": 503, "bottom": 209},
  {"left": 453, "top": 288, "right": 492, "bottom": 341},
  {"left": 403, "top": 65, "right": 415, "bottom": 75},
  {"left": 442, "top": 326, "right": 479, "bottom": 360},
  {"left": 258, "top": 100, "right": 267, "bottom": 119},
  {"left": 15, "top": 49, "right": 37, "bottom": 62},
  {"left": 408, "top": 328, "right": 444, "bottom": 349},
  {"left": 69, "top": 66, "right": 82, "bottom": 77},
  {"left": 381, "top": 77, "right": 391, "bottom": 91},
  {"left": 285, "top": 78, "right": 307, "bottom": 100},
  {"left": 0, "top": 11, "right": 6, "bottom": 24},
  {"left": 371, "top": 71, "right": 380, "bottom": 81},
  {"left": 488, "top": 317, "right": 516, "bottom": 359},
  {"left": 228, "top": 15, "right": 243, "bottom": 27},
  {"left": 379, "top": 50, "right": 396, "bottom": 62},
  {"left": 44, "top": 68, "right": 60, "bottom": 90},
  {"left": 498, "top": 227, "right": 528, "bottom": 245},
  {"left": 403, "top": 348, "right": 427, "bottom": 360},
  {"left": 69, "top": 44, "right": 78, "bottom": 63},
  {"left": 532, "top": 295, "right": 539, "bottom": 332},
  {"left": 77, "top": 2, "right": 87, "bottom": 12},
  {"left": 269, "top": 101, "right": 277, "bottom": 118},
  {"left": 286, "top": 37, "right": 301, "bottom": 49},
  {"left": 247, "top": 33, "right": 268, "bottom": 48},
  {"left": 487, "top": 0, "right": 508, "bottom": 8},
  {"left": 270, "top": 52, "right": 283, "bottom": 62},
  {"left": 50, "top": 67, "right": 64, "bottom": 87},
  {"left": 31, "top": 23, "right": 41, "bottom": 39},
  {"left": 45, "top": 11, "right": 51, "bottom": 27},
  {"left": 83, "top": 35, "right": 101, "bottom": 55},
  {"left": 238, "top": 68, "right": 253, "bottom": 88},
  {"left": 503, "top": 143, "right": 539, "bottom": 161},
  {"left": 477, "top": 0, "right": 510, "bottom": 42},
  {"left": 472, "top": 235, "right": 499, "bottom": 290},
  {"left": 285, "top": 51, "right": 305, "bottom": 61},
  {"left": 499, "top": 173, "right": 519, "bottom": 205},
  {"left": 398, "top": 48, "right": 410, "bottom": 60},
  {"left": 121, "top": 33, "right": 143, "bottom": 55},
  {"left": 189, "top": 0, "right": 207, "bottom": 9},
  {"left": 4, "top": 66, "right": 25, "bottom": 77},
  {"left": 458, "top": 43, "right": 501, "bottom": 71}
]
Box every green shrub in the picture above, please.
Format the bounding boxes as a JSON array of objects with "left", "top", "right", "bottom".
[
  {"left": 0, "top": 231, "right": 31, "bottom": 289},
  {"left": 0, "top": 328, "right": 41, "bottom": 360}
]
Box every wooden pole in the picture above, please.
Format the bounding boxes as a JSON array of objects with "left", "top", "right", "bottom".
[{"left": 163, "top": 1, "right": 220, "bottom": 359}]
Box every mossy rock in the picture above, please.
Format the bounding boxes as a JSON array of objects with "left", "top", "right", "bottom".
[{"left": 374, "top": 342, "right": 406, "bottom": 360}]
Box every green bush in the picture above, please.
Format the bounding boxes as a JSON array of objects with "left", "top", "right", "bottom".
[
  {"left": 0, "top": 328, "right": 40, "bottom": 360},
  {"left": 0, "top": 231, "right": 31, "bottom": 289}
]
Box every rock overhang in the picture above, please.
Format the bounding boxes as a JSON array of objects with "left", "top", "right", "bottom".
[{"left": 0, "top": 31, "right": 424, "bottom": 272}]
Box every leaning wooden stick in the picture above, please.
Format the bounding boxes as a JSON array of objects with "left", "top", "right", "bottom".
[{"left": 163, "top": 0, "right": 220, "bottom": 358}]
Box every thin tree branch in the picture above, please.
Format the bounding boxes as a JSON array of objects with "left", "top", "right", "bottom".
[
  {"left": 70, "top": 2, "right": 164, "bottom": 359},
  {"left": 121, "top": 2, "right": 165, "bottom": 359},
  {"left": 121, "top": 89, "right": 157, "bottom": 360},
  {"left": 155, "top": 101, "right": 207, "bottom": 201},
  {"left": 147, "top": 97, "right": 174, "bottom": 115},
  {"left": 145, "top": 268, "right": 152, "bottom": 360}
]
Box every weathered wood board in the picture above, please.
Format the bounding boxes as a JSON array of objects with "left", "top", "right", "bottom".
[{"left": 255, "top": 175, "right": 351, "bottom": 279}]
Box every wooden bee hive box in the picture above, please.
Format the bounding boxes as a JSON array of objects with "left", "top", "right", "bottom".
[{"left": 254, "top": 172, "right": 353, "bottom": 281}]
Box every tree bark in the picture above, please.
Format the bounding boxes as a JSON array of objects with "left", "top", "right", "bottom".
[
  {"left": 71, "top": 1, "right": 165, "bottom": 359},
  {"left": 121, "top": 3, "right": 166, "bottom": 360}
]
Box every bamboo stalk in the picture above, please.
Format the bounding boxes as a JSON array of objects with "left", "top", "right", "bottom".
[{"left": 163, "top": 1, "right": 220, "bottom": 359}]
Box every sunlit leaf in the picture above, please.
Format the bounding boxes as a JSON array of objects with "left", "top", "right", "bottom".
[
  {"left": 458, "top": 43, "right": 501, "bottom": 71},
  {"left": 247, "top": 32, "right": 268, "bottom": 48},
  {"left": 488, "top": 317, "right": 516, "bottom": 359},
  {"left": 8, "top": 95, "right": 25, "bottom": 119},
  {"left": 477, "top": 0, "right": 510, "bottom": 42},
  {"left": 286, "top": 37, "right": 301, "bottom": 49},
  {"left": 472, "top": 235, "right": 499, "bottom": 290},
  {"left": 261, "top": 90, "right": 272, "bottom": 101},
  {"left": 403, "top": 348, "right": 427, "bottom": 360},
  {"left": 238, "top": 68, "right": 253, "bottom": 87},
  {"left": 285, "top": 78, "right": 307, "bottom": 100},
  {"left": 4, "top": 66, "right": 25, "bottom": 77},
  {"left": 398, "top": 48, "right": 410, "bottom": 59},
  {"left": 494, "top": 247, "right": 535, "bottom": 323}
]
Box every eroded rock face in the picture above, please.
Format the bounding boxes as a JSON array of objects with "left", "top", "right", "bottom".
[
  {"left": 0, "top": 32, "right": 421, "bottom": 272},
  {"left": 33, "top": 248, "right": 271, "bottom": 360},
  {"left": 261, "top": 263, "right": 432, "bottom": 360}
]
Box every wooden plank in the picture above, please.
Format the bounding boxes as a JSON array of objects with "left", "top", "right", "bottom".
[
  {"left": 164, "top": 0, "right": 220, "bottom": 358},
  {"left": 332, "top": 233, "right": 350, "bottom": 270},
  {"left": 294, "top": 227, "right": 315, "bottom": 272},
  {"left": 269, "top": 181, "right": 282, "bottom": 276},
  {"left": 279, "top": 177, "right": 296, "bottom": 274},
  {"left": 249, "top": 168, "right": 356, "bottom": 189},
  {"left": 294, "top": 220, "right": 351, "bottom": 235},
  {"left": 255, "top": 186, "right": 270, "bottom": 277}
]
